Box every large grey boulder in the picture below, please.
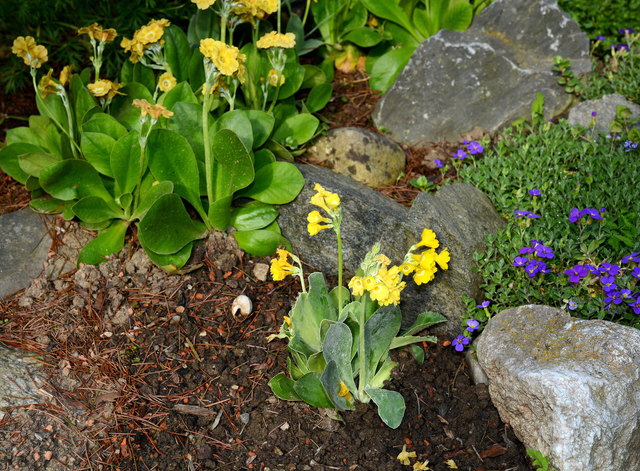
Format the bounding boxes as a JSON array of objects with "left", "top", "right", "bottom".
[
  {"left": 568, "top": 93, "right": 640, "bottom": 133},
  {"left": 374, "top": 0, "right": 591, "bottom": 145},
  {"left": 0, "top": 208, "right": 51, "bottom": 297},
  {"left": 476, "top": 305, "right": 640, "bottom": 471},
  {"left": 278, "top": 164, "right": 504, "bottom": 333}
]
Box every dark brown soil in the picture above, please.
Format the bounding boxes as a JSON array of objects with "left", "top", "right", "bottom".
[{"left": 0, "top": 72, "right": 533, "bottom": 471}]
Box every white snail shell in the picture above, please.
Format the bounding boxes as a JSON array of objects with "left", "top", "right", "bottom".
[{"left": 231, "top": 294, "right": 252, "bottom": 317}]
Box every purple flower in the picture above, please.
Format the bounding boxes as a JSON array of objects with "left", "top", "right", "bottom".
[
  {"left": 529, "top": 189, "right": 541, "bottom": 196},
  {"left": 599, "top": 263, "right": 620, "bottom": 276},
  {"left": 564, "top": 265, "right": 589, "bottom": 283},
  {"left": 600, "top": 275, "right": 618, "bottom": 293},
  {"left": 533, "top": 243, "right": 555, "bottom": 259},
  {"left": 621, "top": 252, "right": 640, "bottom": 264},
  {"left": 519, "top": 246, "right": 535, "bottom": 254},
  {"left": 604, "top": 291, "right": 624, "bottom": 305},
  {"left": 619, "top": 288, "right": 634, "bottom": 300},
  {"left": 616, "top": 43, "right": 630, "bottom": 51},
  {"left": 514, "top": 210, "right": 531, "bottom": 217},
  {"left": 524, "top": 260, "right": 549, "bottom": 277},
  {"left": 591, "top": 111, "right": 598, "bottom": 116},
  {"left": 568, "top": 208, "right": 581, "bottom": 222},
  {"left": 466, "top": 320, "right": 480, "bottom": 332},
  {"left": 567, "top": 299, "right": 578, "bottom": 310},
  {"left": 513, "top": 256, "right": 528, "bottom": 267},
  {"left": 581, "top": 208, "right": 603, "bottom": 220},
  {"left": 584, "top": 264, "right": 599, "bottom": 275},
  {"left": 628, "top": 297, "right": 640, "bottom": 314},
  {"left": 452, "top": 149, "right": 468, "bottom": 159},
  {"left": 452, "top": 335, "right": 470, "bottom": 352},
  {"left": 477, "top": 301, "right": 491, "bottom": 308},
  {"left": 527, "top": 212, "right": 541, "bottom": 219},
  {"left": 632, "top": 267, "right": 640, "bottom": 279},
  {"left": 461, "top": 139, "right": 470, "bottom": 145},
  {"left": 618, "top": 28, "right": 634, "bottom": 34},
  {"left": 435, "top": 158, "right": 444, "bottom": 168},
  {"left": 466, "top": 141, "right": 484, "bottom": 155},
  {"left": 595, "top": 36, "right": 606, "bottom": 41},
  {"left": 624, "top": 140, "right": 638, "bottom": 152}
]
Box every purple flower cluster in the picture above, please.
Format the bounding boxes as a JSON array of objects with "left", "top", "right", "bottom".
[
  {"left": 513, "top": 240, "right": 554, "bottom": 277},
  {"left": 624, "top": 140, "right": 638, "bottom": 152},
  {"left": 529, "top": 189, "right": 541, "bottom": 196},
  {"left": 513, "top": 210, "right": 541, "bottom": 218},
  {"left": 568, "top": 207, "right": 605, "bottom": 222},
  {"left": 452, "top": 140, "right": 485, "bottom": 160}
]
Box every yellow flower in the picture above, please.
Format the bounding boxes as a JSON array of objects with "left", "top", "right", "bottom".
[
  {"left": 416, "top": 250, "right": 437, "bottom": 271},
  {"left": 12, "top": 36, "right": 48, "bottom": 68},
  {"left": 132, "top": 99, "right": 173, "bottom": 119},
  {"left": 132, "top": 98, "right": 153, "bottom": 116},
  {"left": 158, "top": 72, "right": 177, "bottom": 92},
  {"left": 59, "top": 65, "right": 73, "bottom": 86},
  {"left": 417, "top": 228, "right": 439, "bottom": 249},
  {"left": 200, "top": 39, "right": 243, "bottom": 76},
  {"left": 283, "top": 315, "right": 292, "bottom": 328},
  {"left": 257, "top": 0, "right": 279, "bottom": 15},
  {"left": 134, "top": 19, "right": 170, "bottom": 45},
  {"left": 445, "top": 459, "right": 458, "bottom": 469},
  {"left": 87, "top": 79, "right": 123, "bottom": 98},
  {"left": 348, "top": 276, "right": 364, "bottom": 296},
  {"left": 77, "top": 23, "right": 117, "bottom": 42},
  {"left": 307, "top": 221, "right": 331, "bottom": 236},
  {"left": 38, "top": 69, "right": 58, "bottom": 98},
  {"left": 399, "top": 263, "right": 416, "bottom": 275},
  {"left": 413, "top": 268, "right": 435, "bottom": 286},
  {"left": 337, "top": 381, "right": 352, "bottom": 401},
  {"left": 270, "top": 249, "right": 296, "bottom": 281},
  {"left": 12, "top": 36, "right": 36, "bottom": 58},
  {"left": 363, "top": 276, "right": 377, "bottom": 291},
  {"left": 374, "top": 254, "right": 391, "bottom": 266},
  {"left": 310, "top": 183, "right": 340, "bottom": 213},
  {"left": 307, "top": 210, "right": 330, "bottom": 224},
  {"left": 267, "top": 68, "right": 285, "bottom": 87},
  {"left": 369, "top": 283, "right": 390, "bottom": 305},
  {"left": 256, "top": 31, "right": 296, "bottom": 49},
  {"left": 435, "top": 248, "right": 450, "bottom": 270},
  {"left": 413, "top": 460, "right": 430, "bottom": 471},
  {"left": 121, "top": 36, "right": 145, "bottom": 63},
  {"left": 397, "top": 444, "right": 417, "bottom": 466},
  {"left": 192, "top": 0, "right": 217, "bottom": 9}
]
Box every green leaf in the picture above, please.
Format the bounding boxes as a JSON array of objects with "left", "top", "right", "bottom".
[
  {"left": 39, "top": 160, "right": 113, "bottom": 202},
  {"left": 18, "top": 152, "right": 59, "bottom": 178},
  {"left": 211, "top": 128, "right": 255, "bottom": 200},
  {"left": 365, "top": 387, "right": 405, "bottom": 429},
  {"left": 233, "top": 228, "right": 290, "bottom": 257},
  {"left": 121, "top": 62, "right": 156, "bottom": 94},
  {"left": 360, "top": 0, "right": 420, "bottom": 40},
  {"left": 441, "top": 1, "right": 473, "bottom": 31},
  {"left": 321, "top": 361, "right": 354, "bottom": 411},
  {"left": 163, "top": 25, "right": 192, "bottom": 82},
  {"left": 147, "top": 129, "right": 205, "bottom": 216},
  {"left": 77, "top": 220, "right": 129, "bottom": 265},
  {"left": 132, "top": 180, "right": 174, "bottom": 220},
  {"left": 272, "top": 113, "right": 319, "bottom": 148},
  {"left": 6, "top": 126, "right": 48, "bottom": 148},
  {"left": 239, "top": 162, "right": 304, "bottom": 204},
  {"left": 364, "top": 306, "right": 401, "bottom": 382},
  {"left": 306, "top": 84, "right": 333, "bottom": 113},
  {"left": 401, "top": 311, "right": 446, "bottom": 336},
  {"left": 212, "top": 111, "right": 254, "bottom": 151},
  {"left": 138, "top": 194, "right": 206, "bottom": 255},
  {"left": 30, "top": 195, "right": 65, "bottom": 214},
  {"left": 293, "top": 373, "right": 334, "bottom": 409},
  {"left": 389, "top": 335, "right": 436, "bottom": 350},
  {"left": 81, "top": 132, "right": 116, "bottom": 177},
  {"left": 343, "top": 27, "right": 384, "bottom": 47},
  {"left": 229, "top": 201, "right": 279, "bottom": 231},
  {"left": 368, "top": 357, "right": 397, "bottom": 389},
  {"left": 369, "top": 46, "right": 415, "bottom": 93},
  {"left": 143, "top": 241, "right": 194, "bottom": 272},
  {"left": 245, "top": 110, "right": 275, "bottom": 149},
  {"left": 166, "top": 102, "right": 204, "bottom": 161},
  {"left": 322, "top": 323, "right": 357, "bottom": 393},
  {"left": 0, "top": 143, "right": 47, "bottom": 184},
  {"left": 70, "top": 74, "right": 97, "bottom": 124},
  {"left": 160, "top": 82, "right": 199, "bottom": 111},
  {"left": 254, "top": 148, "right": 276, "bottom": 171},
  {"left": 82, "top": 113, "right": 128, "bottom": 140},
  {"left": 187, "top": 7, "right": 220, "bottom": 44},
  {"left": 268, "top": 373, "right": 302, "bottom": 401},
  {"left": 72, "top": 196, "right": 123, "bottom": 223},
  {"left": 28, "top": 116, "right": 62, "bottom": 157},
  {"left": 36, "top": 92, "right": 67, "bottom": 131},
  {"left": 409, "top": 344, "right": 425, "bottom": 363},
  {"left": 110, "top": 131, "right": 143, "bottom": 198},
  {"left": 301, "top": 65, "right": 327, "bottom": 89},
  {"left": 110, "top": 83, "right": 154, "bottom": 131}
]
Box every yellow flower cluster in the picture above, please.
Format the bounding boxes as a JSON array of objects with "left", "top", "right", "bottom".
[
  {"left": 77, "top": 23, "right": 117, "bottom": 42},
  {"left": 348, "top": 255, "right": 406, "bottom": 306},
  {"left": 308, "top": 184, "right": 340, "bottom": 236},
  {"left": 270, "top": 249, "right": 297, "bottom": 281},
  {"left": 234, "top": 0, "right": 279, "bottom": 22},
  {"left": 401, "top": 229, "right": 450, "bottom": 286},
  {"left": 38, "top": 66, "right": 72, "bottom": 98},
  {"left": 132, "top": 99, "right": 174, "bottom": 119},
  {"left": 121, "top": 19, "right": 170, "bottom": 63},
  {"left": 191, "top": 0, "right": 217, "bottom": 9},
  {"left": 12, "top": 36, "right": 48, "bottom": 69},
  {"left": 256, "top": 31, "right": 296, "bottom": 49},
  {"left": 158, "top": 72, "right": 177, "bottom": 92},
  {"left": 200, "top": 39, "right": 245, "bottom": 77},
  {"left": 87, "top": 79, "right": 124, "bottom": 99}
]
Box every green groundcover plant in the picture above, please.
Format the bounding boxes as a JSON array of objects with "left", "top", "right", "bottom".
[
  {"left": 1, "top": 0, "right": 333, "bottom": 271},
  {"left": 266, "top": 184, "right": 449, "bottom": 428}
]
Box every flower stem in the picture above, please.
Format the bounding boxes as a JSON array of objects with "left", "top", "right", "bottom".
[
  {"left": 357, "top": 295, "right": 366, "bottom": 401},
  {"left": 335, "top": 224, "right": 343, "bottom": 309},
  {"left": 202, "top": 92, "right": 214, "bottom": 229}
]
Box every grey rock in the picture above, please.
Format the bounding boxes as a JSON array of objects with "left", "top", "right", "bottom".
[
  {"left": 0, "top": 345, "right": 45, "bottom": 409},
  {"left": 0, "top": 208, "right": 51, "bottom": 297},
  {"left": 568, "top": 93, "right": 640, "bottom": 133},
  {"left": 374, "top": 0, "right": 591, "bottom": 145},
  {"left": 278, "top": 164, "right": 504, "bottom": 333},
  {"left": 307, "top": 127, "right": 406, "bottom": 187},
  {"left": 476, "top": 304, "right": 640, "bottom": 471}
]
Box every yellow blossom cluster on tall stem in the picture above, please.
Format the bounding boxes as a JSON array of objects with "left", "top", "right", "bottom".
[
  {"left": 120, "top": 19, "right": 171, "bottom": 69},
  {"left": 400, "top": 229, "right": 450, "bottom": 285},
  {"left": 256, "top": 31, "right": 296, "bottom": 112},
  {"left": 77, "top": 23, "right": 117, "bottom": 80},
  {"left": 269, "top": 249, "right": 306, "bottom": 292},
  {"left": 348, "top": 254, "right": 406, "bottom": 307}
]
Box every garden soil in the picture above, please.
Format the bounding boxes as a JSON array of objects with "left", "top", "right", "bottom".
[{"left": 0, "top": 72, "right": 533, "bottom": 471}]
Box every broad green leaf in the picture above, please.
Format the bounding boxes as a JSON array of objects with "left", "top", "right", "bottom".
[
  {"left": 187, "top": 8, "right": 220, "bottom": 44},
  {"left": 233, "top": 228, "right": 290, "bottom": 257},
  {"left": 301, "top": 65, "right": 327, "bottom": 89},
  {"left": 254, "top": 148, "right": 276, "bottom": 171},
  {"left": 266, "top": 58, "right": 305, "bottom": 101},
  {"left": 82, "top": 113, "right": 128, "bottom": 140},
  {"left": 211, "top": 129, "right": 255, "bottom": 200},
  {"left": 212, "top": 111, "right": 254, "bottom": 151},
  {"left": 400, "top": 311, "right": 446, "bottom": 336},
  {"left": 389, "top": 335, "right": 437, "bottom": 350},
  {"left": 39, "top": 160, "right": 113, "bottom": 202},
  {"left": 81, "top": 132, "right": 116, "bottom": 177},
  {"left": 360, "top": 0, "right": 420, "bottom": 40},
  {"left": 72, "top": 196, "right": 123, "bottom": 223},
  {"left": 110, "top": 131, "right": 143, "bottom": 198},
  {"left": 160, "top": 82, "right": 198, "bottom": 111},
  {"left": 307, "top": 352, "right": 327, "bottom": 373},
  {"left": 6, "top": 126, "right": 48, "bottom": 148},
  {"left": 30, "top": 195, "right": 65, "bottom": 214},
  {"left": 265, "top": 139, "right": 294, "bottom": 162},
  {"left": 343, "top": 27, "right": 384, "bottom": 47},
  {"left": 70, "top": 74, "right": 97, "bottom": 124},
  {"left": 368, "top": 357, "right": 397, "bottom": 389},
  {"left": 369, "top": 46, "right": 415, "bottom": 93},
  {"left": 409, "top": 344, "right": 425, "bottom": 364},
  {"left": 132, "top": 180, "right": 174, "bottom": 220},
  {"left": 293, "top": 373, "right": 334, "bottom": 409},
  {"left": 306, "top": 84, "right": 333, "bottom": 113},
  {"left": 18, "top": 152, "right": 59, "bottom": 178},
  {"left": 364, "top": 305, "right": 401, "bottom": 382},
  {"left": 138, "top": 194, "right": 206, "bottom": 255},
  {"left": 321, "top": 361, "right": 354, "bottom": 411},
  {"left": 365, "top": 387, "right": 405, "bottom": 429},
  {"left": 272, "top": 113, "right": 319, "bottom": 148},
  {"left": 25, "top": 176, "right": 41, "bottom": 191},
  {"left": 245, "top": 110, "right": 275, "bottom": 149},
  {"left": 239, "top": 162, "right": 304, "bottom": 204},
  {"left": 164, "top": 25, "right": 192, "bottom": 82},
  {"left": 36, "top": 92, "right": 67, "bottom": 132},
  {"left": 77, "top": 220, "right": 129, "bottom": 265},
  {"left": 143, "top": 241, "right": 194, "bottom": 272},
  {"left": 0, "top": 143, "right": 48, "bottom": 184},
  {"left": 441, "top": 1, "right": 473, "bottom": 31},
  {"left": 322, "top": 323, "right": 356, "bottom": 393},
  {"left": 268, "top": 373, "right": 302, "bottom": 401},
  {"left": 121, "top": 62, "right": 156, "bottom": 93},
  {"left": 110, "top": 82, "right": 154, "bottom": 130},
  {"left": 166, "top": 102, "right": 204, "bottom": 161},
  {"left": 29, "top": 116, "right": 62, "bottom": 157},
  {"left": 147, "top": 128, "right": 205, "bottom": 216},
  {"left": 229, "top": 201, "right": 278, "bottom": 231}
]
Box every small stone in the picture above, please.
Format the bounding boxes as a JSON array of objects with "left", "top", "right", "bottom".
[
  {"left": 253, "top": 263, "right": 270, "bottom": 281},
  {"left": 240, "top": 413, "right": 250, "bottom": 424}
]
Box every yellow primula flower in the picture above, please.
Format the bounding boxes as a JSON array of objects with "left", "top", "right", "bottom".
[
  {"left": 416, "top": 228, "right": 439, "bottom": 249},
  {"left": 158, "top": 71, "right": 177, "bottom": 92},
  {"left": 12, "top": 36, "right": 36, "bottom": 58},
  {"left": 257, "top": 0, "right": 279, "bottom": 15},
  {"left": 283, "top": 315, "right": 292, "bottom": 328},
  {"left": 415, "top": 250, "right": 437, "bottom": 271},
  {"left": 363, "top": 276, "right": 377, "bottom": 291},
  {"left": 397, "top": 444, "right": 417, "bottom": 466},
  {"left": 413, "top": 459, "right": 430, "bottom": 471},
  {"left": 132, "top": 99, "right": 173, "bottom": 119},
  {"left": 87, "top": 79, "right": 124, "bottom": 99},
  {"left": 374, "top": 254, "right": 391, "bottom": 266},
  {"left": 399, "top": 263, "right": 416, "bottom": 275},
  {"left": 192, "top": 0, "right": 217, "bottom": 9},
  {"left": 307, "top": 210, "right": 330, "bottom": 225},
  {"left": 435, "top": 248, "right": 450, "bottom": 270},
  {"left": 77, "top": 23, "right": 117, "bottom": 42},
  {"left": 308, "top": 221, "right": 332, "bottom": 236},
  {"left": 310, "top": 183, "right": 340, "bottom": 214},
  {"left": 267, "top": 68, "right": 285, "bottom": 87},
  {"left": 38, "top": 69, "right": 58, "bottom": 98},
  {"left": 256, "top": 31, "right": 296, "bottom": 49},
  {"left": 348, "top": 276, "right": 364, "bottom": 296},
  {"left": 337, "top": 381, "right": 352, "bottom": 401},
  {"left": 121, "top": 36, "right": 145, "bottom": 63},
  {"left": 12, "top": 36, "right": 48, "bottom": 68},
  {"left": 200, "top": 39, "right": 243, "bottom": 76},
  {"left": 59, "top": 65, "right": 73, "bottom": 86},
  {"left": 413, "top": 268, "right": 435, "bottom": 286},
  {"left": 270, "top": 249, "right": 297, "bottom": 281},
  {"left": 134, "top": 19, "right": 170, "bottom": 45}
]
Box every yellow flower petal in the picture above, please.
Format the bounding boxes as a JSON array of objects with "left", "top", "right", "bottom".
[
  {"left": 435, "top": 248, "right": 450, "bottom": 270},
  {"left": 445, "top": 459, "right": 458, "bottom": 469},
  {"left": 417, "top": 228, "right": 439, "bottom": 249},
  {"left": 397, "top": 445, "right": 417, "bottom": 466},
  {"left": 256, "top": 31, "right": 296, "bottom": 49},
  {"left": 348, "top": 276, "right": 364, "bottom": 297},
  {"left": 158, "top": 71, "right": 177, "bottom": 92},
  {"left": 337, "top": 381, "right": 352, "bottom": 401}
]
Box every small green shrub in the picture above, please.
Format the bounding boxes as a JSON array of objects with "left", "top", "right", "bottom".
[{"left": 557, "top": 0, "right": 640, "bottom": 38}]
